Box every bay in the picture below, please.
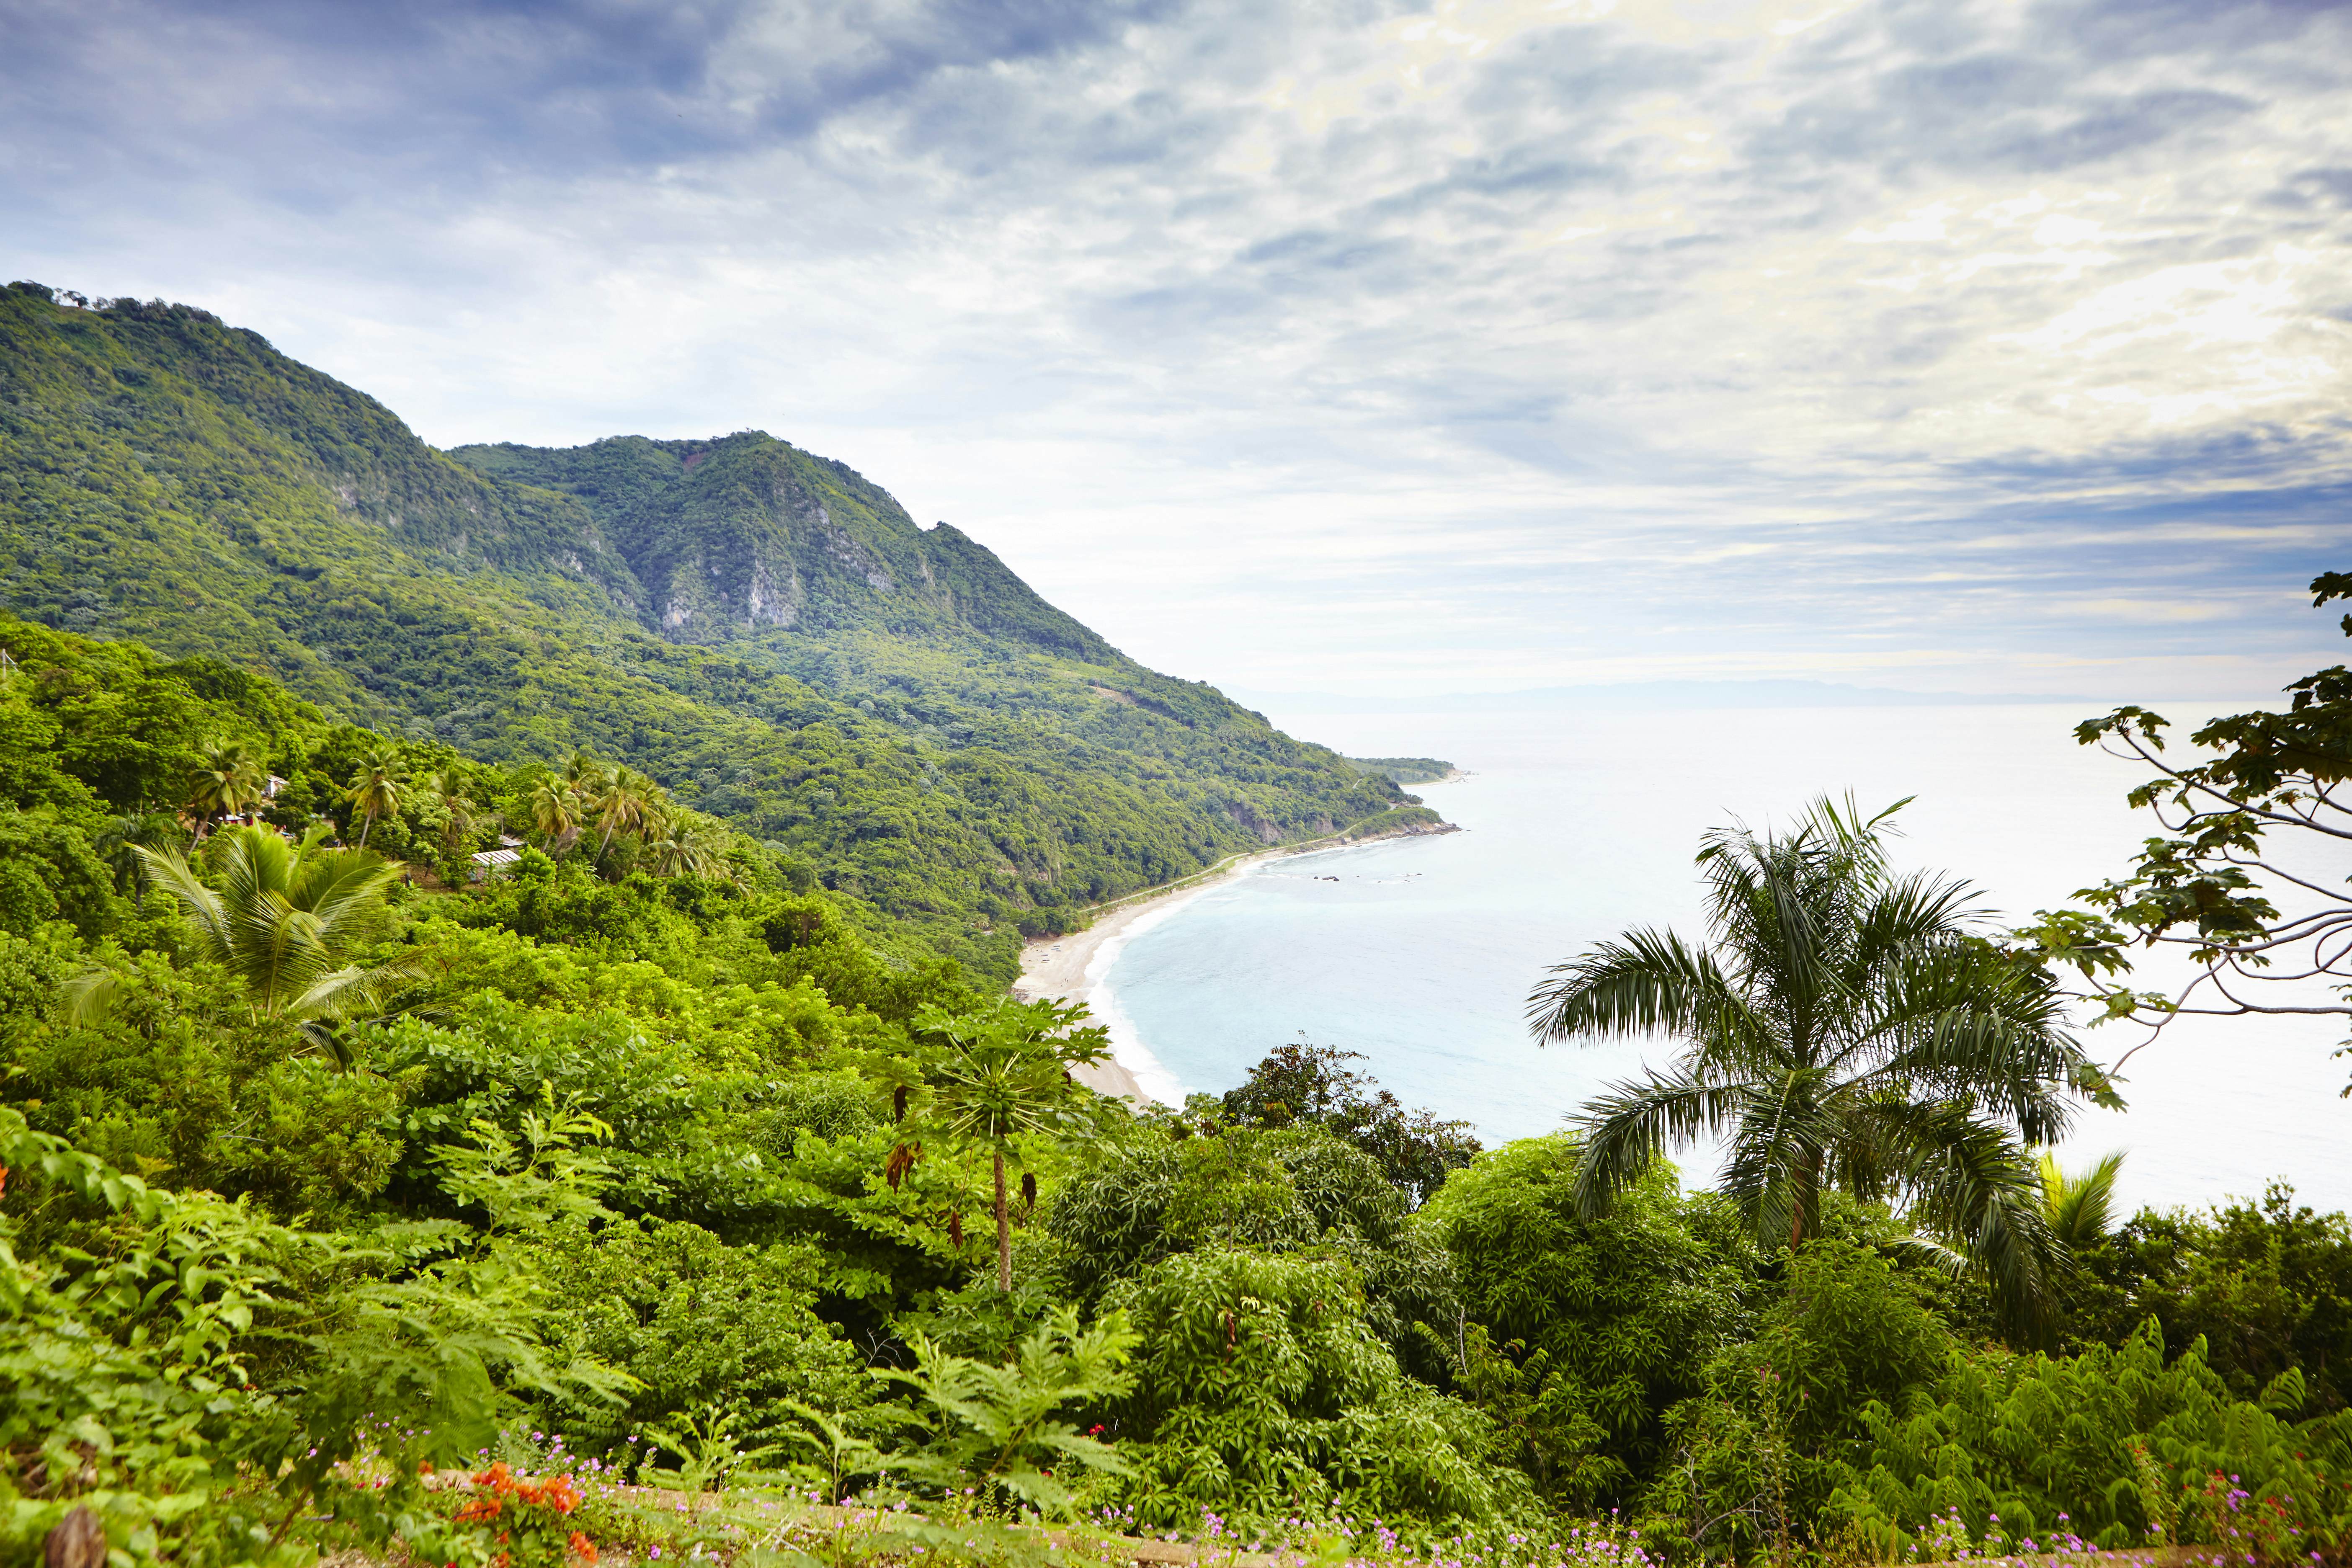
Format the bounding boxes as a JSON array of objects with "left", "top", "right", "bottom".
[{"left": 1096, "top": 703, "right": 2352, "bottom": 1216}]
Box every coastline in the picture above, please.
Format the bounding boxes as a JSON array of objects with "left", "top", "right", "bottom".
[
  {"left": 1013, "top": 848, "right": 1288, "bottom": 1104},
  {"left": 1017, "top": 817, "right": 1459, "bottom": 1105}
]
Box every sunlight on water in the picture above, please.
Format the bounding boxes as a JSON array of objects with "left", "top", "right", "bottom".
[{"left": 1101, "top": 704, "right": 2352, "bottom": 1217}]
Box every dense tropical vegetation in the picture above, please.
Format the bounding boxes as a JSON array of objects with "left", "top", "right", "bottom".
[
  {"left": 7, "top": 280, "right": 2352, "bottom": 1568},
  {"left": 10, "top": 593, "right": 2352, "bottom": 1568}
]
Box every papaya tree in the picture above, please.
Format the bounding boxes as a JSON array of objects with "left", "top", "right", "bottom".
[{"left": 898, "top": 998, "right": 1118, "bottom": 1291}]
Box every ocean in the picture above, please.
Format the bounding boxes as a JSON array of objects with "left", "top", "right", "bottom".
[{"left": 1092, "top": 702, "right": 2352, "bottom": 1217}]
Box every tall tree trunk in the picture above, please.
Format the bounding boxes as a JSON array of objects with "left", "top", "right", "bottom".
[
  {"left": 993, "top": 1149, "right": 1011, "bottom": 1292},
  {"left": 1790, "top": 1151, "right": 1821, "bottom": 1250},
  {"left": 356, "top": 813, "right": 372, "bottom": 848}
]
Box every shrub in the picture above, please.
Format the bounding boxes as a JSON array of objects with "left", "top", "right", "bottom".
[
  {"left": 1422, "top": 1134, "right": 1759, "bottom": 1506},
  {"left": 1104, "top": 1246, "right": 1534, "bottom": 1535}
]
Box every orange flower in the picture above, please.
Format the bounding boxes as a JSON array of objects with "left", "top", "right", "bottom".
[{"left": 568, "top": 1531, "right": 599, "bottom": 1564}]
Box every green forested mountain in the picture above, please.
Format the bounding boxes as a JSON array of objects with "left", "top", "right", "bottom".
[{"left": 0, "top": 281, "right": 1417, "bottom": 976}]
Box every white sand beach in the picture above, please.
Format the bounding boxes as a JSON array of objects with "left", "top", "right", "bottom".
[
  {"left": 1014, "top": 848, "right": 1294, "bottom": 1105},
  {"left": 1017, "top": 818, "right": 1461, "bottom": 1106}
]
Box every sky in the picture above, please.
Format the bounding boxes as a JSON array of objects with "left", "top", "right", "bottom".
[{"left": 6, "top": 0, "right": 2352, "bottom": 701}]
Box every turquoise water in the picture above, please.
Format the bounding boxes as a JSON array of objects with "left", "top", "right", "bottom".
[{"left": 1098, "top": 704, "right": 2352, "bottom": 1216}]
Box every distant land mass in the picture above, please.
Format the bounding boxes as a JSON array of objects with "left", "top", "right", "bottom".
[
  {"left": 1231, "top": 678, "right": 2112, "bottom": 715},
  {"left": 0, "top": 282, "right": 1438, "bottom": 978},
  {"left": 1344, "top": 756, "right": 1459, "bottom": 784}
]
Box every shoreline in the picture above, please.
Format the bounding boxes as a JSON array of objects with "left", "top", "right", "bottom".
[{"left": 1016, "top": 818, "right": 1459, "bottom": 1105}]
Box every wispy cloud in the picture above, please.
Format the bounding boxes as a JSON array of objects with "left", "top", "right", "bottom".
[{"left": 5, "top": 0, "right": 2349, "bottom": 700}]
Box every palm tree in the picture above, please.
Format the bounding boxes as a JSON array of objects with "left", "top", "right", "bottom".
[
  {"left": 643, "top": 814, "right": 727, "bottom": 880},
  {"left": 2040, "top": 1150, "right": 2126, "bottom": 1252},
  {"left": 186, "top": 741, "right": 265, "bottom": 840},
  {"left": 903, "top": 998, "right": 1118, "bottom": 1292},
  {"left": 66, "top": 825, "right": 420, "bottom": 1063},
  {"left": 94, "top": 812, "right": 181, "bottom": 913},
  {"left": 527, "top": 779, "right": 587, "bottom": 856},
  {"left": 344, "top": 749, "right": 405, "bottom": 848},
  {"left": 1528, "top": 795, "right": 2100, "bottom": 1332},
  {"left": 425, "top": 766, "right": 484, "bottom": 856},
  {"left": 591, "top": 766, "right": 659, "bottom": 859}
]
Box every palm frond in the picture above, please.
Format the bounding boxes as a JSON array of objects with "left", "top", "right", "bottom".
[
  {"left": 285, "top": 952, "right": 427, "bottom": 1024},
  {"left": 1852, "top": 869, "right": 1986, "bottom": 962},
  {"left": 2039, "top": 1149, "right": 2127, "bottom": 1251},
  {"left": 58, "top": 966, "right": 129, "bottom": 1027},
  {"left": 294, "top": 849, "right": 403, "bottom": 944},
  {"left": 1545, "top": 791, "right": 2103, "bottom": 1295},
  {"left": 132, "top": 823, "right": 421, "bottom": 1025},
  {"left": 214, "top": 828, "right": 292, "bottom": 918},
  {"left": 1570, "top": 1068, "right": 1748, "bottom": 1218},
  {"left": 1882, "top": 1233, "right": 1969, "bottom": 1277},
  {"left": 133, "top": 841, "right": 232, "bottom": 961},
  {"left": 1694, "top": 800, "right": 1907, "bottom": 1067},
  {"left": 1527, "top": 927, "right": 1751, "bottom": 1044},
  {"left": 1715, "top": 1073, "right": 1843, "bottom": 1249},
  {"left": 1857, "top": 948, "right": 2088, "bottom": 1145},
  {"left": 1859, "top": 1099, "right": 2067, "bottom": 1340},
  {"left": 235, "top": 895, "right": 327, "bottom": 1010}
]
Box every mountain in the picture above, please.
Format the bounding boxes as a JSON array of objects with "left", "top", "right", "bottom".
[{"left": 0, "top": 281, "right": 1422, "bottom": 978}]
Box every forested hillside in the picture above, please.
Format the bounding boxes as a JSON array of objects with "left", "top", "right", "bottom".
[{"left": 0, "top": 281, "right": 1414, "bottom": 976}]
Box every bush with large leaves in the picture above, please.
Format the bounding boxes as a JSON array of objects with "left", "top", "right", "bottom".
[
  {"left": 0, "top": 1105, "right": 623, "bottom": 1568},
  {"left": 1421, "top": 1133, "right": 1759, "bottom": 1509},
  {"left": 2071, "top": 1183, "right": 2352, "bottom": 1416},
  {"left": 1103, "top": 1246, "right": 1534, "bottom": 1536},
  {"left": 534, "top": 1215, "right": 874, "bottom": 1468},
  {"left": 1640, "top": 1238, "right": 1957, "bottom": 1562},
  {"left": 1046, "top": 1120, "right": 1458, "bottom": 1376}
]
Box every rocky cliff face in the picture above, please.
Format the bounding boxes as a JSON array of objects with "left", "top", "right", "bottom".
[{"left": 449, "top": 431, "right": 1111, "bottom": 660}]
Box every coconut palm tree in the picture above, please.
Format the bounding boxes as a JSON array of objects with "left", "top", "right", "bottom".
[
  {"left": 591, "top": 766, "right": 659, "bottom": 859},
  {"left": 344, "top": 748, "right": 405, "bottom": 849},
  {"left": 186, "top": 741, "right": 265, "bottom": 840},
  {"left": 643, "top": 814, "right": 727, "bottom": 880},
  {"left": 901, "top": 998, "right": 1118, "bottom": 1292},
  {"left": 527, "top": 779, "right": 587, "bottom": 856},
  {"left": 1528, "top": 795, "right": 2102, "bottom": 1333},
  {"left": 65, "top": 824, "right": 420, "bottom": 1063},
  {"left": 2039, "top": 1150, "right": 2126, "bottom": 1252},
  {"left": 424, "top": 766, "right": 484, "bottom": 856}
]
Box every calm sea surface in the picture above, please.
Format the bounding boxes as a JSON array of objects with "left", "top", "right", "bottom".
[{"left": 1095, "top": 704, "right": 2352, "bottom": 1217}]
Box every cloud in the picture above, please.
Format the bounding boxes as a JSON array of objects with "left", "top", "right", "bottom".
[{"left": 4, "top": 0, "right": 2351, "bottom": 701}]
